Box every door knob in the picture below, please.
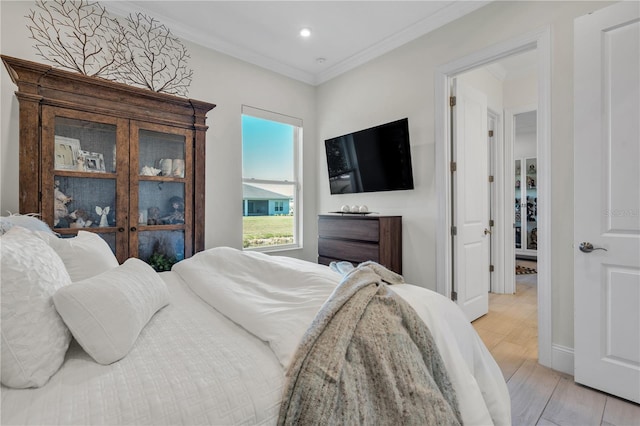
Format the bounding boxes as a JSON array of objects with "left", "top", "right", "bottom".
[
  {"left": 579, "top": 242, "right": 607, "bottom": 253},
  {"left": 484, "top": 228, "right": 492, "bottom": 235}
]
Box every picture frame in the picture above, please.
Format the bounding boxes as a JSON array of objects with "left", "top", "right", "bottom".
[
  {"left": 79, "top": 150, "right": 106, "bottom": 173},
  {"left": 54, "top": 136, "right": 81, "bottom": 170}
]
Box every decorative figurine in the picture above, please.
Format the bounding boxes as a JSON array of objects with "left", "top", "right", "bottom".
[
  {"left": 161, "top": 196, "right": 185, "bottom": 224},
  {"left": 76, "top": 154, "right": 85, "bottom": 171},
  {"left": 159, "top": 159, "right": 173, "bottom": 176},
  {"left": 69, "top": 209, "right": 93, "bottom": 228},
  {"left": 172, "top": 159, "right": 185, "bottom": 178},
  {"left": 141, "top": 165, "right": 161, "bottom": 176},
  {"left": 53, "top": 180, "right": 72, "bottom": 227},
  {"left": 147, "top": 207, "right": 161, "bottom": 225},
  {"left": 95, "top": 206, "right": 110, "bottom": 227}
]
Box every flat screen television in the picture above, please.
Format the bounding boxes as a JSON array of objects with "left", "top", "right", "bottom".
[{"left": 324, "top": 118, "right": 414, "bottom": 194}]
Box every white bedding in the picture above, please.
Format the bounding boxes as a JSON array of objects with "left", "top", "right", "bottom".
[
  {"left": 1, "top": 271, "right": 284, "bottom": 425},
  {"left": 1, "top": 247, "right": 510, "bottom": 425},
  {"left": 173, "top": 247, "right": 511, "bottom": 425}
]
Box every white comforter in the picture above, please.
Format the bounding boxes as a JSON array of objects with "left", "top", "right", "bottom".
[
  {"left": 173, "top": 247, "right": 510, "bottom": 425},
  {"left": 1, "top": 247, "right": 510, "bottom": 425}
]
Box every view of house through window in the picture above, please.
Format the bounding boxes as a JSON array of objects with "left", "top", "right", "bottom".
[{"left": 242, "top": 106, "right": 301, "bottom": 250}]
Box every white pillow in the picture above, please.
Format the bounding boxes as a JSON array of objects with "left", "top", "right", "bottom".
[
  {"left": 0, "top": 226, "right": 72, "bottom": 388},
  {"left": 37, "top": 231, "right": 119, "bottom": 281},
  {"left": 0, "top": 213, "right": 55, "bottom": 236},
  {"left": 53, "top": 258, "right": 170, "bottom": 365}
]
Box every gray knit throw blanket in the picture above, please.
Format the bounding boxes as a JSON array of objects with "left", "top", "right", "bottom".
[{"left": 278, "top": 262, "right": 462, "bottom": 426}]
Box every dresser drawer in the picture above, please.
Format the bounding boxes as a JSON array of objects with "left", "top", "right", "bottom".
[
  {"left": 318, "top": 238, "right": 379, "bottom": 264},
  {"left": 318, "top": 217, "right": 379, "bottom": 242}
]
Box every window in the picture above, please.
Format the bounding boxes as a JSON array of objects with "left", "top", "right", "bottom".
[{"left": 241, "top": 106, "right": 302, "bottom": 250}]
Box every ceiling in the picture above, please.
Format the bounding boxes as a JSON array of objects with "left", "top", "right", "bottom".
[{"left": 107, "top": 1, "right": 492, "bottom": 86}]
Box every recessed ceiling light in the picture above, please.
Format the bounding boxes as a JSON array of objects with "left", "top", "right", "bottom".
[
  {"left": 300, "top": 28, "right": 311, "bottom": 38},
  {"left": 316, "top": 57, "right": 326, "bottom": 64}
]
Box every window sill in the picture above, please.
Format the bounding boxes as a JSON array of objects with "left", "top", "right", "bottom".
[{"left": 243, "top": 243, "right": 302, "bottom": 254}]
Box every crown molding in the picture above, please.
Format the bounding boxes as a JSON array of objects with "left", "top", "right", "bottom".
[
  {"left": 107, "top": 1, "right": 492, "bottom": 86},
  {"left": 106, "top": 2, "right": 317, "bottom": 85},
  {"left": 316, "top": 1, "right": 492, "bottom": 85}
]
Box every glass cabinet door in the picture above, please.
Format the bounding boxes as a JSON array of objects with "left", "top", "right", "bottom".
[
  {"left": 525, "top": 158, "right": 537, "bottom": 250},
  {"left": 131, "top": 123, "right": 193, "bottom": 271},
  {"left": 41, "top": 109, "right": 127, "bottom": 260},
  {"left": 514, "top": 159, "right": 522, "bottom": 249}
]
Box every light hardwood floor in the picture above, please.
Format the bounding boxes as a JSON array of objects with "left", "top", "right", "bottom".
[{"left": 472, "top": 266, "right": 640, "bottom": 426}]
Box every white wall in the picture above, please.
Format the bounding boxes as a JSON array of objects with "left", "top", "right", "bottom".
[
  {"left": 458, "top": 67, "right": 504, "bottom": 113},
  {"left": 317, "top": 0, "right": 614, "bottom": 350},
  {"left": 504, "top": 73, "right": 538, "bottom": 109},
  {"left": 514, "top": 128, "right": 537, "bottom": 159},
  {"left": 0, "top": 1, "right": 318, "bottom": 262}
]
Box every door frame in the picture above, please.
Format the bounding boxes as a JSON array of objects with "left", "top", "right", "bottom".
[
  {"left": 487, "top": 108, "right": 504, "bottom": 294},
  {"left": 435, "top": 26, "right": 552, "bottom": 367},
  {"left": 504, "top": 104, "right": 538, "bottom": 294}
]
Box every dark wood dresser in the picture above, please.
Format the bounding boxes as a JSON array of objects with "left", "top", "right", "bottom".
[{"left": 317, "top": 214, "right": 402, "bottom": 274}]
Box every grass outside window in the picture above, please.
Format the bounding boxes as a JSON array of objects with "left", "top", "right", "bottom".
[{"left": 243, "top": 215, "right": 294, "bottom": 248}]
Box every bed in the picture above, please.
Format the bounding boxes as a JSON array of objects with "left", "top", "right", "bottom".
[{"left": 1, "top": 217, "right": 510, "bottom": 425}]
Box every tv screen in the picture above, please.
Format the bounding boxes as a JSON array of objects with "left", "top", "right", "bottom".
[{"left": 324, "top": 118, "right": 414, "bottom": 194}]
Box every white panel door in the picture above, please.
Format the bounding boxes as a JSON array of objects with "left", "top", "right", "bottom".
[
  {"left": 574, "top": 1, "right": 640, "bottom": 403},
  {"left": 452, "top": 80, "right": 490, "bottom": 322}
]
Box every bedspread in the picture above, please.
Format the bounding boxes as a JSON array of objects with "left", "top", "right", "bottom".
[
  {"left": 173, "top": 247, "right": 511, "bottom": 425},
  {"left": 278, "top": 262, "right": 462, "bottom": 425},
  {"left": 1, "top": 247, "right": 510, "bottom": 425}
]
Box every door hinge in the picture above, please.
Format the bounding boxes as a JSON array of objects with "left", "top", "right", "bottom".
[
  {"left": 489, "top": 175, "right": 494, "bottom": 182},
  {"left": 489, "top": 219, "right": 494, "bottom": 227},
  {"left": 450, "top": 96, "right": 456, "bottom": 107},
  {"left": 450, "top": 161, "right": 457, "bottom": 172},
  {"left": 488, "top": 130, "right": 494, "bottom": 137},
  {"left": 490, "top": 264, "right": 495, "bottom": 272},
  {"left": 451, "top": 290, "right": 458, "bottom": 301},
  {"left": 451, "top": 226, "right": 457, "bottom": 236}
]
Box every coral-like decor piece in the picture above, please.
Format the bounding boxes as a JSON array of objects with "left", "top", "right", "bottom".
[{"left": 26, "top": 0, "right": 193, "bottom": 97}]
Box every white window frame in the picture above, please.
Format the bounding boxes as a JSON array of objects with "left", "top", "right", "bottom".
[{"left": 241, "top": 105, "right": 303, "bottom": 252}]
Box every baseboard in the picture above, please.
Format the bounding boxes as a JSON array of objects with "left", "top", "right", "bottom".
[{"left": 551, "top": 344, "right": 574, "bottom": 375}]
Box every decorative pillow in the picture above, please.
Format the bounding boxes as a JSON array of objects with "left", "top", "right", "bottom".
[
  {"left": 53, "top": 258, "right": 170, "bottom": 365},
  {"left": 0, "top": 226, "right": 72, "bottom": 388},
  {"left": 0, "top": 213, "right": 55, "bottom": 236},
  {"left": 36, "top": 231, "right": 119, "bottom": 282}
]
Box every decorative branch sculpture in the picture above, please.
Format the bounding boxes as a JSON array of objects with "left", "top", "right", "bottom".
[
  {"left": 26, "top": 0, "right": 119, "bottom": 77},
  {"left": 26, "top": 0, "right": 193, "bottom": 97},
  {"left": 110, "top": 13, "right": 193, "bottom": 96}
]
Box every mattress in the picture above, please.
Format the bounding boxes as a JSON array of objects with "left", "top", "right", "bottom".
[{"left": 1, "top": 271, "right": 284, "bottom": 425}]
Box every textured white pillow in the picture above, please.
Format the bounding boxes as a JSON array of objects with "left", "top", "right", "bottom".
[
  {"left": 0, "top": 226, "right": 72, "bottom": 388},
  {"left": 0, "top": 213, "right": 55, "bottom": 236},
  {"left": 37, "top": 231, "right": 119, "bottom": 281},
  {"left": 53, "top": 258, "right": 170, "bottom": 365}
]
